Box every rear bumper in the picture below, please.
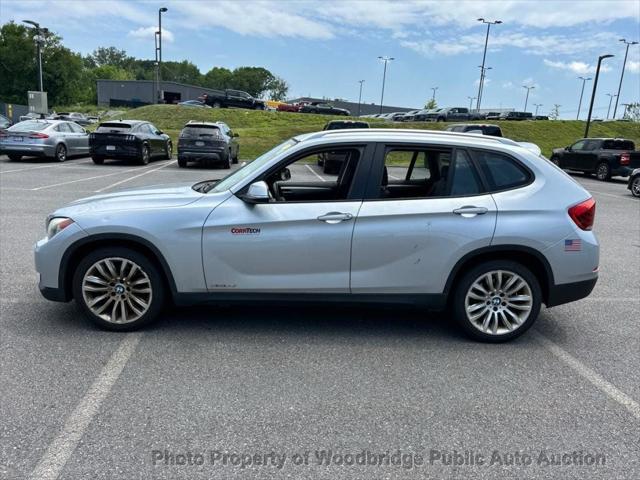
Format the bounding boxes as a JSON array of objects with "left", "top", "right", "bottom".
[
  {"left": 546, "top": 277, "right": 598, "bottom": 307},
  {"left": 90, "top": 144, "right": 140, "bottom": 158},
  {"left": 0, "top": 144, "right": 54, "bottom": 157},
  {"left": 612, "top": 166, "right": 633, "bottom": 177},
  {"left": 178, "top": 149, "right": 226, "bottom": 163}
]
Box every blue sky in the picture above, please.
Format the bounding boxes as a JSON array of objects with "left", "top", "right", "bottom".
[{"left": 3, "top": 0, "right": 640, "bottom": 118}]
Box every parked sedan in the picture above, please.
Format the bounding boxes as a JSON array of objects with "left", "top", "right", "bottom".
[
  {"left": 177, "top": 121, "right": 239, "bottom": 169},
  {"left": 89, "top": 120, "right": 172, "bottom": 165},
  {"left": 299, "top": 102, "right": 350, "bottom": 116},
  {"left": 53, "top": 112, "right": 93, "bottom": 126},
  {"left": 0, "top": 120, "right": 89, "bottom": 161}
]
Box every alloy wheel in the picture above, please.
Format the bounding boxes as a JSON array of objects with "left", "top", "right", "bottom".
[
  {"left": 81, "top": 257, "right": 152, "bottom": 324},
  {"left": 56, "top": 144, "right": 67, "bottom": 162},
  {"left": 631, "top": 177, "right": 640, "bottom": 197},
  {"left": 464, "top": 270, "right": 533, "bottom": 336},
  {"left": 596, "top": 163, "right": 609, "bottom": 181}
]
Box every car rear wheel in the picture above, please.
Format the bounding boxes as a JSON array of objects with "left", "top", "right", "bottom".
[
  {"left": 55, "top": 144, "right": 67, "bottom": 162},
  {"left": 212, "top": 101, "right": 221, "bottom": 108},
  {"left": 452, "top": 260, "right": 541, "bottom": 342},
  {"left": 164, "top": 141, "right": 172, "bottom": 160},
  {"left": 550, "top": 155, "right": 560, "bottom": 167},
  {"left": 92, "top": 156, "right": 105, "bottom": 165},
  {"left": 596, "top": 162, "right": 611, "bottom": 181},
  {"left": 631, "top": 176, "right": 640, "bottom": 197},
  {"left": 7, "top": 154, "right": 21, "bottom": 161},
  {"left": 72, "top": 247, "right": 165, "bottom": 331},
  {"left": 140, "top": 144, "right": 150, "bottom": 165}
]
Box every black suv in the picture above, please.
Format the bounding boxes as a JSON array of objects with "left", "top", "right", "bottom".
[
  {"left": 446, "top": 123, "right": 503, "bottom": 137},
  {"left": 177, "top": 121, "right": 239, "bottom": 169},
  {"left": 300, "top": 102, "right": 350, "bottom": 116},
  {"left": 317, "top": 120, "right": 369, "bottom": 173}
]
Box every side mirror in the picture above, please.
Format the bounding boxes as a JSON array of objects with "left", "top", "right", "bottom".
[
  {"left": 233, "top": 132, "right": 239, "bottom": 138},
  {"left": 156, "top": 130, "right": 163, "bottom": 135},
  {"left": 240, "top": 181, "right": 270, "bottom": 203},
  {"left": 279, "top": 167, "right": 291, "bottom": 181}
]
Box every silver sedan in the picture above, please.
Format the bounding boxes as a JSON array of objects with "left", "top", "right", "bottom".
[{"left": 0, "top": 119, "right": 89, "bottom": 162}]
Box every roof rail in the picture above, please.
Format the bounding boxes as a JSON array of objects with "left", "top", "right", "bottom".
[{"left": 312, "top": 128, "right": 520, "bottom": 146}]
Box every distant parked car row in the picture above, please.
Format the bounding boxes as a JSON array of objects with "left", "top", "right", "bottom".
[
  {"left": 361, "top": 108, "right": 547, "bottom": 122},
  {"left": 275, "top": 101, "right": 350, "bottom": 116}
]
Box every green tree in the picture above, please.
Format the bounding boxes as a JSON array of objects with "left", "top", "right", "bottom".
[
  {"left": 202, "top": 66, "right": 233, "bottom": 90},
  {"left": 79, "top": 65, "right": 134, "bottom": 103},
  {"left": 87, "top": 46, "right": 132, "bottom": 68},
  {"left": 161, "top": 60, "right": 202, "bottom": 85},
  {"left": 266, "top": 76, "right": 289, "bottom": 101},
  {"left": 424, "top": 98, "right": 437, "bottom": 109},
  {"left": 231, "top": 67, "right": 275, "bottom": 97}
]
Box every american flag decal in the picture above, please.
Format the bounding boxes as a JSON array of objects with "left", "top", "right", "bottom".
[{"left": 564, "top": 239, "right": 582, "bottom": 251}]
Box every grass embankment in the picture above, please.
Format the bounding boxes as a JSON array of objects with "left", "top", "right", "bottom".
[{"left": 92, "top": 104, "right": 640, "bottom": 159}]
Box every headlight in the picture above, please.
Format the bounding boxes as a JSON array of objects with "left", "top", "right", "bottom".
[{"left": 47, "top": 217, "right": 74, "bottom": 239}]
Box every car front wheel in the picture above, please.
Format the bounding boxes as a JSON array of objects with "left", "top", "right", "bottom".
[
  {"left": 72, "top": 247, "right": 165, "bottom": 331},
  {"left": 164, "top": 141, "right": 172, "bottom": 160},
  {"left": 630, "top": 176, "right": 640, "bottom": 197},
  {"left": 452, "top": 260, "right": 541, "bottom": 342}
]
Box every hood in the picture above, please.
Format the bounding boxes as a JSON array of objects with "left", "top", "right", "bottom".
[{"left": 54, "top": 182, "right": 207, "bottom": 216}]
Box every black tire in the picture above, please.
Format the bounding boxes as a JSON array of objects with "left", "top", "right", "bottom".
[
  {"left": 164, "top": 140, "right": 172, "bottom": 160},
  {"left": 140, "top": 144, "right": 150, "bottom": 165},
  {"left": 55, "top": 143, "right": 67, "bottom": 162},
  {"left": 72, "top": 247, "right": 166, "bottom": 331},
  {"left": 212, "top": 101, "right": 222, "bottom": 108},
  {"left": 630, "top": 176, "right": 640, "bottom": 198},
  {"left": 7, "top": 154, "right": 21, "bottom": 161},
  {"left": 223, "top": 155, "right": 231, "bottom": 169},
  {"left": 177, "top": 157, "right": 188, "bottom": 168},
  {"left": 550, "top": 155, "right": 561, "bottom": 167},
  {"left": 232, "top": 148, "right": 239, "bottom": 164},
  {"left": 92, "top": 156, "right": 105, "bottom": 165},
  {"left": 595, "top": 162, "right": 611, "bottom": 181},
  {"left": 452, "top": 260, "right": 542, "bottom": 343},
  {"left": 437, "top": 117, "right": 445, "bottom": 122}
]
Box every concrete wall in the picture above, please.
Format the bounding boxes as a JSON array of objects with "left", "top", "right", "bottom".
[{"left": 96, "top": 80, "right": 224, "bottom": 106}]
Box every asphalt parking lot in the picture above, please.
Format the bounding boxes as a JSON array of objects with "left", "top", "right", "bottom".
[{"left": 1, "top": 154, "right": 638, "bottom": 480}]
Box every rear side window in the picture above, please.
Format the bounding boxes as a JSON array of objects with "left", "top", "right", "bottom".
[
  {"left": 602, "top": 140, "right": 634, "bottom": 150},
  {"left": 473, "top": 150, "right": 531, "bottom": 191},
  {"left": 450, "top": 151, "right": 483, "bottom": 196}
]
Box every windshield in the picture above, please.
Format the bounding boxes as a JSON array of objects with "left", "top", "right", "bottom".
[
  {"left": 206, "top": 138, "right": 298, "bottom": 193},
  {"left": 9, "top": 121, "right": 49, "bottom": 132}
]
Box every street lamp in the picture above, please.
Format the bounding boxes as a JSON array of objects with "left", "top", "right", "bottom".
[
  {"left": 522, "top": 85, "right": 535, "bottom": 112},
  {"left": 468, "top": 96, "right": 477, "bottom": 110},
  {"left": 576, "top": 76, "right": 592, "bottom": 120},
  {"left": 156, "top": 7, "right": 168, "bottom": 104},
  {"left": 613, "top": 38, "right": 639, "bottom": 119},
  {"left": 477, "top": 65, "right": 492, "bottom": 109},
  {"left": 533, "top": 103, "right": 543, "bottom": 116},
  {"left": 357, "top": 80, "right": 365, "bottom": 116},
  {"left": 605, "top": 93, "right": 617, "bottom": 119},
  {"left": 476, "top": 18, "right": 502, "bottom": 111},
  {"left": 585, "top": 54, "right": 614, "bottom": 137},
  {"left": 377, "top": 56, "right": 394, "bottom": 114},
  {"left": 431, "top": 86, "right": 438, "bottom": 102},
  {"left": 23, "top": 20, "right": 48, "bottom": 92}
]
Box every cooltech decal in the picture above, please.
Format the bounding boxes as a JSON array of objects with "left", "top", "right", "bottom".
[{"left": 231, "top": 227, "right": 261, "bottom": 235}]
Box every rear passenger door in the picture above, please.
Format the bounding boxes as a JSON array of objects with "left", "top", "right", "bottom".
[{"left": 350, "top": 145, "right": 497, "bottom": 295}]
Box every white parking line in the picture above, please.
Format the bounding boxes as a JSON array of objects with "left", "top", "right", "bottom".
[
  {"left": 586, "top": 189, "right": 636, "bottom": 202},
  {"left": 95, "top": 160, "right": 176, "bottom": 192},
  {"left": 28, "top": 333, "right": 142, "bottom": 480},
  {"left": 533, "top": 331, "right": 640, "bottom": 420},
  {"left": 305, "top": 164, "right": 327, "bottom": 182},
  {"left": 1, "top": 163, "right": 76, "bottom": 174},
  {"left": 30, "top": 162, "right": 167, "bottom": 191}
]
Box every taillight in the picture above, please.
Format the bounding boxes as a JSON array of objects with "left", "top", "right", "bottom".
[
  {"left": 620, "top": 152, "right": 630, "bottom": 166},
  {"left": 568, "top": 197, "right": 596, "bottom": 231},
  {"left": 30, "top": 132, "right": 49, "bottom": 139}
]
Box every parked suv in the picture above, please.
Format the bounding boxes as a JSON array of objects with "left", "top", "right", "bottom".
[
  {"left": 318, "top": 120, "right": 370, "bottom": 173},
  {"left": 34, "top": 129, "right": 598, "bottom": 342},
  {"left": 424, "top": 107, "right": 476, "bottom": 122},
  {"left": 551, "top": 138, "right": 640, "bottom": 181},
  {"left": 177, "top": 121, "right": 239, "bottom": 169},
  {"left": 200, "top": 89, "right": 266, "bottom": 110},
  {"left": 89, "top": 120, "right": 172, "bottom": 165},
  {"left": 446, "top": 124, "right": 503, "bottom": 137}
]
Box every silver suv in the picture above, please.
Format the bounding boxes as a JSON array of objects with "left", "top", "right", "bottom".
[{"left": 34, "top": 129, "right": 599, "bottom": 341}]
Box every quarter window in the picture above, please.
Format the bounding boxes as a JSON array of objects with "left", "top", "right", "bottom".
[{"left": 473, "top": 150, "right": 531, "bottom": 191}]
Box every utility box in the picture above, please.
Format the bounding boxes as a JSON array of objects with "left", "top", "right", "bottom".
[{"left": 27, "top": 91, "right": 48, "bottom": 115}]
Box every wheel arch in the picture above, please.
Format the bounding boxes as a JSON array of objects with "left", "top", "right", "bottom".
[
  {"left": 443, "top": 245, "right": 554, "bottom": 306},
  {"left": 59, "top": 233, "right": 178, "bottom": 302}
]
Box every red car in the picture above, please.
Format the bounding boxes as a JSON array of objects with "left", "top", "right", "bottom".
[{"left": 276, "top": 101, "right": 310, "bottom": 113}]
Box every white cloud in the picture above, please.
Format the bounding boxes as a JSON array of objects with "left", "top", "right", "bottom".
[
  {"left": 128, "top": 26, "right": 175, "bottom": 43},
  {"left": 544, "top": 59, "right": 612, "bottom": 74},
  {"left": 627, "top": 61, "right": 640, "bottom": 74},
  {"left": 502, "top": 81, "right": 514, "bottom": 89}
]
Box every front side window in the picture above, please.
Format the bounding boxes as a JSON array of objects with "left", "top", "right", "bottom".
[
  {"left": 571, "top": 140, "right": 587, "bottom": 151},
  {"left": 473, "top": 150, "right": 531, "bottom": 191}
]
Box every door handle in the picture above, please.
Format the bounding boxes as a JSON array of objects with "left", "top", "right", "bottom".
[
  {"left": 317, "top": 212, "right": 353, "bottom": 224},
  {"left": 453, "top": 206, "right": 488, "bottom": 216}
]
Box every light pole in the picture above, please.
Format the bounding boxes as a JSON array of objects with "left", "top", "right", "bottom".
[
  {"left": 431, "top": 86, "right": 438, "bottom": 102},
  {"left": 585, "top": 54, "right": 614, "bottom": 137},
  {"left": 605, "top": 93, "right": 617, "bottom": 119},
  {"left": 576, "top": 76, "right": 591, "bottom": 120},
  {"left": 377, "top": 56, "right": 394, "bottom": 114},
  {"left": 476, "top": 18, "right": 502, "bottom": 111},
  {"left": 477, "top": 65, "right": 492, "bottom": 110},
  {"left": 23, "top": 20, "right": 48, "bottom": 92},
  {"left": 468, "top": 96, "right": 477, "bottom": 110},
  {"left": 357, "top": 80, "right": 365, "bottom": 116},
  {"left": 522, "top": 85, "right": 535, "bottom": 112},
  {"left": 613, "top": 38, "right": 639, "bottom": 119},
  {"left": 156, "top": 7, "right": 168, "bottom": 104},
  {"left": 533, "top": 103, "right": 543, "bottom": 116}
]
